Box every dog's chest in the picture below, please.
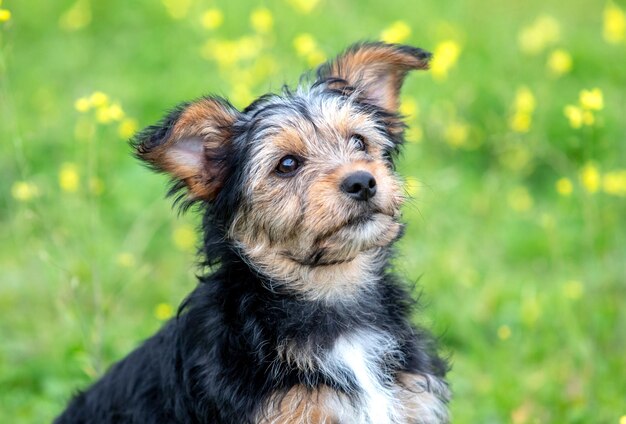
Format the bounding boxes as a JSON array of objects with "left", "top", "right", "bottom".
[{"left": 322, "top": 331, "right": 399, "bottom": 424}]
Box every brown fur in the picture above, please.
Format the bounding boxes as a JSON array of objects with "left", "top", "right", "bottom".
[
  {"left": 135, "top": 44, "right": 427, "bottom": 301},
  {"left": 395, "top": 372, "right": 451, "bottom": 422},
  {"left": 258, "top": 385, "right": 340, "bottom": 424},
  {"left": 137, "top": 97, "right": 239, "bottom": 200},
  {"left": 318, "top": 43, "right": 430, "bottom": 112},
  {"left": 72, "top": 42, "right": 448, "bottom": 424},
  {"left": 257, "top": 373, "right": 449, "bottom": 424},
  {"left": 228, "top": 97, "right": 405, "bottom": 300}
]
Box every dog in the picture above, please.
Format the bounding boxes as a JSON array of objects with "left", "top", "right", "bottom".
[{"left": 55, "top": 42, "right": 450, "bottom": 424}]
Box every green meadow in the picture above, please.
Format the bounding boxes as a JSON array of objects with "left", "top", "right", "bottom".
[{"left": 1, "top": 0, "right": 625, "bottom": 422}]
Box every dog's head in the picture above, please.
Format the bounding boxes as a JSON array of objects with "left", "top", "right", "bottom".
[{"left": 134, "top": 42, "right": 430, "bottom": 300}]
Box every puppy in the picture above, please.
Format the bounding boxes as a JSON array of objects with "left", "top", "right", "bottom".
[{"left": 55, "top": 42, "right": 450, "bottom": 424}]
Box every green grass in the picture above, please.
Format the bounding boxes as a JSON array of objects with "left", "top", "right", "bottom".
[{"left": 1, "top": 0, "right": 625, "bottom": 422}]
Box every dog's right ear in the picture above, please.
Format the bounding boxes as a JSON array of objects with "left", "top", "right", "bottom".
[{"left": 133, "top": 97, "right": 240, "bottom": 202}]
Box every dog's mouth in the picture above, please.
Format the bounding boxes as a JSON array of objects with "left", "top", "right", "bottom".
[
  {"left": 284, "top": 211, "right": 402, "bottom": 267},
  {"left": 343, "top": 212, "right": 379, "bottom": 228},
  {"left": 318, "top": 206, "right": 396, "bottom": 237}
]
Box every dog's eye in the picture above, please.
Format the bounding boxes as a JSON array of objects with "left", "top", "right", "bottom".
[
  {"left": 350, "top": 134, "right": 367, "bottom": 152},
  {"left": 276, "top": 155, "right": 301, "bottom": 176}
]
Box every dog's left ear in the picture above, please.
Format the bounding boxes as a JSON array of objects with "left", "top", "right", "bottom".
[
  {"left": 316, "top": 42, "right": 431, "bottom": 113},
  {"left": 133, "top": 96, "right": 240, "bottom": 202}
]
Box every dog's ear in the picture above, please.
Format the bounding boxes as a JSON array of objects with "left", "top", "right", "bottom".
[
  {"left": 133, "top": 97, "right": 240, "bottom": 202},
  {"left": 316, "top": 42, "right": 431, "bottom": 113}
]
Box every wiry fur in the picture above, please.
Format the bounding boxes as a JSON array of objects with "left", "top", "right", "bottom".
[{"left": 55, "top": 42, "right": 450, "bottom": 424}]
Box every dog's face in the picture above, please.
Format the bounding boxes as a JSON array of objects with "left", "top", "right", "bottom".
[{"left": 135, "top": 43, "right": 431, "bottom": 300}]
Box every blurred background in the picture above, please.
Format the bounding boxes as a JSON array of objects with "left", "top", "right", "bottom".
[{"left": 1, "top": 0, "right": 625, "bottom": 422}]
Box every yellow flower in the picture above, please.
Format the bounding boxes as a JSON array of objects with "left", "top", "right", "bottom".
[
  {"left": 399, "top": 97, "right": 419, "bottom": 119},
  {"left": 201, "top": 8, "right": 224, "bottom": 30},
  {"left": 250, "top": 8, "right": 273, "bottom": 34},
  {"left": 74, "top": 97, "right": 91, "bottom": 113},
  {"left": 404, "top": 177, "right": 421, "bottom": 197},
  {"left": 116, "top": 252, "right": 136, "bottom": 268},
  {"left": 579, "top": 88, "right": 604, "bottom": 111},
  {"left": 510, "top": 87, "right": 535, "bottom": 133},
  {"left": 518, "top": 15, "right": 560, "bottom": 55},
  {"left": 497, "top": 325, "right": 511, "bottom": 341},
  {"left": 235, "top": 35, "right": 264, "bottom": 61},
  {"left": 620, "top": 415, "right": 626, "bottom": 424},
  {"left": 202, "top": 39, "right": 236, "bottom": 66},
  {"left": 118, "top": 118, "right": 138, "bottom": 139},
  {"left": 294, "top": 33, "right": 318, "bottom": 56},
  {"left": 430, "top": 40, "right": 461, "bottom": 81},
  {"left": 202, "top": 36, "right": 264, "bottom": 67},
  {"left": 306, "top": 50, "right": 326, "bottom": 67},
  {"left": 564, "top": 105, "right": 584, "bottom": 129},
  {"left": 555, "top": 177, "right": 573, "bottom": 196},
  {"left": 380, "top": 21, "right": 412, "bottom": 44},
  {"left": 230, "top": 83, "right": 254, "bottom": 109},
  {"left": 603, "top": 2, "right": 626, "bottom": 44},
  {"left": 59, "top": 163, "right": 80, "bottom": 193},
  {"left": 444, "top": 121, "right": 469, "bottom": 148},
  {"left": 293, "top": 33, "right": 325, "bottom": 66},
  {"left": 89, "top": 91, "right": 109, "bottom": 108},
  {"left": 0, "top": 8, "right": 11, "bottom": 23},
  {"left": 547, "top": 49, "right": 573, "bottom": 76},
  {"left": 173, "top": 225, "right": 197, "bottom": 252},
  {"left": 287, "top": 0, "right": 320, "bottom": 14},
  {"left": 514, "top": 87, "right": 536, "bottom": 113},
  {"left": 250, "top": 54, "right": 278, "bottom": 82},
  {"left": 96, "top": 107, "right": 114, "bottom": 124},
  {"left": 93, "top": 102, "right": 124, "bottom": 124},
  {"left": 11, "top": 181, "right": 40, "bottom": 201},
  {"left": 562, "top": 280, "right": 583, "bottom": 300},
  {"left": 162, "top": 0, "right": 191, "bottom": 20},
  {"left": 507, "top": 186, "right": 533, "bottom": 212},
  {"left": 602, "top": 170, "right": 626, "bottom": 196},
  {"left": 582, "top": 110, "right": 595, "bottom": 126},
  {"left": 510, "top": 112, "right": 532, "bottom": 133},
  {"left": 564, "top": 100, "right": 596, "bottom": 126},
  {"left": 154, "top": 303, "right": 174, "bottom": 321},
  {"left": 108, "top": 103, "right": 125, "bottom": 121},
  {"left": 579, "top": 163, "right": 601, "bottom": 193},
  {"left": 58, "top": 0, "right": 91, "bottom": 32}
]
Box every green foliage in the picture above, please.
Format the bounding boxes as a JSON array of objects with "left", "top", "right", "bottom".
[{"left": 1, "top": 0, "right": 625, "bottom": 422}]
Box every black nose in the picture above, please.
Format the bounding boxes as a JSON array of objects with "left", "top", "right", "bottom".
[{"left": 341, "top": 171, "right": 377, "bottom": 201}]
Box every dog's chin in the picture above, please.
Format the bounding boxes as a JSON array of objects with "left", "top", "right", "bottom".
[{"left": 313, "top": 213, "right": 402, "bottom": 264}]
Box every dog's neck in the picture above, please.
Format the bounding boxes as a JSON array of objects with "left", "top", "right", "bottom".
[{"left": 233, "top": 240, "right": 388, "bottom": 303}]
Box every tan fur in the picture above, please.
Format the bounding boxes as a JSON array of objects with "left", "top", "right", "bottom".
[
  {"left": 258, "top": 385, "right": 339, "bottom": 424},
  {"left": 318, "top": 43, "right": 430, "bottom": 112},
  {"left": 277, "top": 340, "right": 317, "bottom": 372},
  {"left": 229, "top": 97, "right": 406, "bottom": 301},
  {"left": 133, "top": 43, "right": 447, "bottom": 422},
  {"left": 137, "top": 44, "right": 425, "bottom": 301},
  {"left": 138, "top": 98, "right": 238, "bottom": 200},
  {"left": 272, "top": 125, "right": 308, "bottom": 156},
  {"left": 257, "top": 374, "right": 449, "bottom": 424},
  {"left": 395, "top": 372, "right": 451, "bottom": 423}
]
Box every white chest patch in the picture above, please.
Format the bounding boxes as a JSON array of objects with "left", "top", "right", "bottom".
[{"left": 323, "top": 331, "right": 401, "bottom": 424}]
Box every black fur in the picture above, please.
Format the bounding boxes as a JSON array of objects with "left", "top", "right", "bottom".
[
  {"left": 56, "top": 42, "right": 448, "bottom": 423},
  {"left": 56, "top": 253, "right": 446, "bottom": 423}
]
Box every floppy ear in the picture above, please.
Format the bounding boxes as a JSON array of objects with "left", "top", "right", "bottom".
[
  {"left": 316, "top": 42, "right": 431, "bottom": 113},
  {"left": 133, "top": 96, "right": 240, "bottom": 201}
]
